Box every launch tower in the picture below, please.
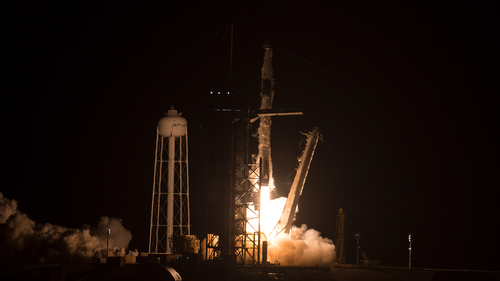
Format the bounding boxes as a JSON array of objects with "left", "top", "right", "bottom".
[
  {"left": 205, "top": 43, "right": 304, "bottom": 265},
  {"left": 149, "top": 107, "right": 190, "bottom": 254},
  {"left": 335, "top": 208, "right": 346, "bottom": 265}
]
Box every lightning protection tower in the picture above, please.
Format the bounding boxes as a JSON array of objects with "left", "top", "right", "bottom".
[
  {"left": 149, "top": 107, "right": 190, "bottom": 254},
  {"left": 335, "top": 208, "right": 346, "bottom": 265}
]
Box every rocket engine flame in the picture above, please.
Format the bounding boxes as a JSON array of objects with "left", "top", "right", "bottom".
[
  {"left": 246, "top": 187, "right": 336, "bottom": 266},
  {"left": 0, "top": 192, "right": 133, "bottom": 263},
  {"left": 259, "top": 186, "right": 287, "bottom": 239}
]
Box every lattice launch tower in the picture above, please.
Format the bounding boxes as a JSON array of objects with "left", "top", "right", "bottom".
[{"left": 335, "top": 208, "right": 346, "bottom": 265}]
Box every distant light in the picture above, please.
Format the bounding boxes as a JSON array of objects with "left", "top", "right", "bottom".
[
  {"left": 408, "top": 234, "right": 411, "bottom": 241},
  {"left": 210, "top": 91, "right": 213, "bottom": 94},
  {"left": 218, "top": 92, "right": 220, "bottom": 94},
  {"left": 227, "top": 92, "right": 230, "bottom": 94},
  {"left": 409, "top": 247, "right": 411, "bottom": 250}
]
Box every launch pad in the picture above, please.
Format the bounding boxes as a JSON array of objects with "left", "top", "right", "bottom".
[
  {"left": 144, "top": 41, "right": 327, "bottom": 267},
  {"left": 3, "top": 261, "right": 498, "bottom": 281}
]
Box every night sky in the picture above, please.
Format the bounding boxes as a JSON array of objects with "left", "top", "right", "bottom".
[{"left": 5, "top": 1, "right": 498, "bottom": 270}]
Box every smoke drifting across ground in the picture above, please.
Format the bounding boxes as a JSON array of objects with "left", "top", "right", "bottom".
[
  {"left": 268, "top": 224, "right": 336, "bottom": 266},
  {"left": 0, "top": 192, "right": 133, "bottom": 263}
]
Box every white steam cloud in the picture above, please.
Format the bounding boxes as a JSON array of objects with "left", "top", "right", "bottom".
[
  {"left": 0, "top": 192, "right": 132, "bottom": 263},
  {"left": 268, "top": 225, "right": 336, "bottom": 266}
]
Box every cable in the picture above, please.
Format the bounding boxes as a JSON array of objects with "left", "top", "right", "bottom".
[
  {"left": 189, "top": 26, "right": 230, "bottom": 92},
  {"left": 165, "top": 25, "right": 230, "bottom": 64},
  {"left": 239, "top": 27, "right": 425, "bottom": 134}
]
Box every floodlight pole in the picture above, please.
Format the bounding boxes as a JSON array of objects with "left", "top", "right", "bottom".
[
  {"left": 408, "top": 233, "right": 412, "bottom": 269},
  {"left": 107, "top": 229, "right": 111, "bottom": 258},
  {"left": 355, "top": 232, "right": 360, "bottom": 267}
]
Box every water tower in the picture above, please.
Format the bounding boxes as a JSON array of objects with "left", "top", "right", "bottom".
[{"left": 149, "top": 107, "right": 190, "bottom": 254}]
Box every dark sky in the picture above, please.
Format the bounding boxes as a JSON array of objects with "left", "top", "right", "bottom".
[{"left": 5, "top": 1, "right": 498, "bottom": 270}]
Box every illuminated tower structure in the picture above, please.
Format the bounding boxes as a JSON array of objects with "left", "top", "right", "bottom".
[
  {"left": 204, "top": 89, "right": 238, "bottom": 261},
  {"left": 335, "top": 208, "right": 346, "bottom": 265},
  {"left": 355, "top": 232, "right": 361, "bottom": 266},
  {"left": 149, "top": 107, "right": 190, "bottom": 254},
  {"left": 408, "top": 233, "right": 412, "bottom": 269},
  {"left": 230, "top": 44, "right": 274, "bottom": 264}
]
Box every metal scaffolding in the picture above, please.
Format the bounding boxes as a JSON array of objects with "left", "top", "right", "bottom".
[{"left": 230, "top": 111, "right": 261, "bottom": 265}]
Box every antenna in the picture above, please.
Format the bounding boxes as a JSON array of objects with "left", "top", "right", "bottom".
[{"left": 230, "top": 25, "right": 233, "bottom": 84}]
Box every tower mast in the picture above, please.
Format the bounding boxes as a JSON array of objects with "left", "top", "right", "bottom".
[{"left": 335, "top": 208, "right": 346, "bottom": 265}]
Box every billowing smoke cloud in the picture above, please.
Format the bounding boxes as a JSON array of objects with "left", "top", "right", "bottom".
[
  {"left": 0, "top": 192, "right": 132, "bottom": 263},
  {"left": 0, "top": 193, "right": 17, "bottom": 224},
  {"left": 268, "top": 224, "right": 336, "bottom": 266}
]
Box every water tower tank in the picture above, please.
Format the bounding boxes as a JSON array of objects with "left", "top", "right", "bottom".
[
  {"left": 150, "top": 106, "right": 191, "bottom": 254},
  {"left": 158, "top": 107, "right": 187, "bottom": 137}
]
